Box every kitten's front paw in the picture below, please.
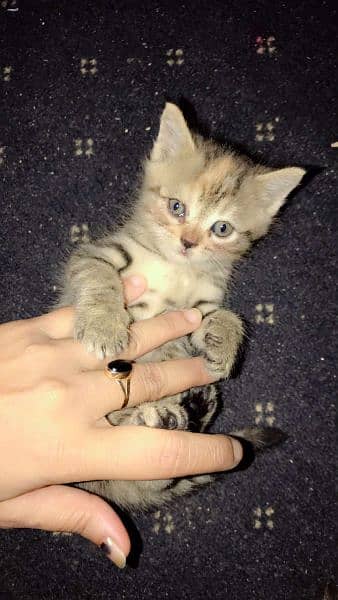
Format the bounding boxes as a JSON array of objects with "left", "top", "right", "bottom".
[
  {"left": 190, "top": 310, "right": 244, "bottom": 379},
  {"left": 75, "top": 307, "right": 132, "bottom": 359}
]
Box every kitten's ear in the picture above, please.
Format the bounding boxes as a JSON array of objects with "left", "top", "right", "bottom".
[
  {"left": 151, "top": 103, "right": 195, "bottom": 161},
  {"left": 256, "top": 167, "right": 306, "bottom": 217}
]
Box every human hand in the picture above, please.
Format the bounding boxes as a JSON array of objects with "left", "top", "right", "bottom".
[{"left": 0, "top": 275, "right": 243, "bottom": 568}]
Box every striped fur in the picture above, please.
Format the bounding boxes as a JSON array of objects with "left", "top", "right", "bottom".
[{"left": 58, "top": 103, "right": 304, "bottom": 510}]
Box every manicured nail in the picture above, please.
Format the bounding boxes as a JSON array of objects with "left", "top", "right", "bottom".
[
  {"left": 230, "top": 437, "right": 243, "bottom": 467},
  {"left": 128, "top": 275, "right": 145, "bottom": 288},
  {"left": 100, "top": 537, "right": 126, "bottom": 569},
  {"left": 183, "top": 308, "right": 202, "bottom": 324}
]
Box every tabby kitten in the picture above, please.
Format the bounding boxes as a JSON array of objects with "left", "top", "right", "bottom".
[{"left": 58, "top": 103, "right": 305, "bottom": 510}]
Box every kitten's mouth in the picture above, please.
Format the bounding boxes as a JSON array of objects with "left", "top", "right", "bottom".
[{"left": 172, "top": 245, "right": 195, "bottom": 262}]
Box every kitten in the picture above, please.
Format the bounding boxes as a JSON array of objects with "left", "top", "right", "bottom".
[{"left": 58, "top": 103, "right": 305, "bottom": 510}]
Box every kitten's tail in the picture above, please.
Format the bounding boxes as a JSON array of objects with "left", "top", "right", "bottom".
[{"left": 230, "top": 426, "right": 287, "bottom": 451}]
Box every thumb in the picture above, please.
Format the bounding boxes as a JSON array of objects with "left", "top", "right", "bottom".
[{"left": 0, "top": 485, "right": 129, "bottom": 569}]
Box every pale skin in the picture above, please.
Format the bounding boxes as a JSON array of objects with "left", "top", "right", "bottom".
[{"left": 0, "top": 275, "right": 243, "bottom": 568}]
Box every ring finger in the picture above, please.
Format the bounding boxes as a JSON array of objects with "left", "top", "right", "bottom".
[{"left": 74, "top": 357, "right": 215, "bottom": 421}]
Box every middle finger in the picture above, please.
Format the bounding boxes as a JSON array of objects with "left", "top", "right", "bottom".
[{"left": 119, "top": 309, "right": 202, "bottom": 361}]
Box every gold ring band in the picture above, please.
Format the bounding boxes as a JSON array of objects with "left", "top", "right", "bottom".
[{"left": 104, "top": 360, "right": 133, "bottom": 409}]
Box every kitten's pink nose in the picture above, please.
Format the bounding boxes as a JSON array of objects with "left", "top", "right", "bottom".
[{"left": 181, "top": 237, "right": 198, "bottom": 250}]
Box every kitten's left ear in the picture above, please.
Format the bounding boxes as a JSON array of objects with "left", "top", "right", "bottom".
[
  {"left": 151, "top": 103, "right": 195, "bottom": 162},
  {"left": 256, "top": 167, "right": 306, "bottom": 217}
]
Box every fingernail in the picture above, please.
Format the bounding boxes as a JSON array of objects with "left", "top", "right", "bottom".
[
  {"left": 230, "top": 437, "right": 243, "bottom": 467},
  {"left": 128, "top": 275, "right": 145, "bottom": 288},
  {"left": 100, "top": 537, "right": 126, "bottom": 569},
  {"left": 183, "top": 308, "right": 202, "bottom": 324}
]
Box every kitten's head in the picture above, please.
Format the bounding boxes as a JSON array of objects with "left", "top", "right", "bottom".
[{"left": 139, "top": 103, "right": 305, "bottom": 267}]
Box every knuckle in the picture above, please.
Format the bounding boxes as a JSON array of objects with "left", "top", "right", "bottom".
[
  {"left": 158, "top": 433, "right": 235, "bottom": 478},
  {"left": 71, "top": 507, "right": 93, "bottom": 536},
  {"left": 161, "top": 311, "right": 181, "bottom": 337},
  {"left": 35, "top": 378, "right": 68, "bottom": 412},
  {"left": 37, "top": 377, "right": 67, "bottom": 395},
  {"left": 0, "top": 504, "right": 22, "bottom": 528},
  {"left": 70, "top": 491, "right": 111, "bottom": 535},
  {"left": 24, "top": 341, "right": 46, "bottom": 358},
  {"left": 53, "top": 437, "right": 67, "bottom": 471},
  {"left": 212, "top": 436, "right": 234, "bottom": 470},
  {"left": 158, "top": 433, "right": 185, "bottom": 477},
  {"left": 139, "top": 362, "right": 165, "bottom": 402},
  {"left": 127, "top": 327, "right": 144, "bottom": 357},
  {"left": 24, "top": 341, "right": 57, "bottom": 364}
]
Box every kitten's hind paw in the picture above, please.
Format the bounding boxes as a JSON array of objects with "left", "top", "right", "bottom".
[
  {"left": 190, "top": 309, "right": 244, "bottom": 380},
  {"left": 75, "top": 308, "right": 132, "bottom": 359}
]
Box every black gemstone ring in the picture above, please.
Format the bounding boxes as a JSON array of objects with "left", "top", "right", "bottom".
[{"left": 104, "top": 360, "right": 133, "bottom": 409}]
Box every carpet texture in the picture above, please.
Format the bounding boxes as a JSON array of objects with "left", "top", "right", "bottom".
[{"left": 0, "top": 1, "right": 337, "bottom": 599}]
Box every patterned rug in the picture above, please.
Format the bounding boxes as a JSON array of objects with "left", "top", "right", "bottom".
[{"left": 0, "top": 1, "right": 336, "bottom": 598}]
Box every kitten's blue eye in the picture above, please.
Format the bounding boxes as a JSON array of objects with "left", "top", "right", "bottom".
[
  {"left": 211, "top": 221, "right": 233, "bottom": 237},
  {"left": 168, "top": 198, "right": 185, "bottom": 217}
]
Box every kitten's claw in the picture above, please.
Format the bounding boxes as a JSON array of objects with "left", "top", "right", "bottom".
[
  {"left": 190, "top": 310, "right": 244, "bottom": 379},
  {"left": 74, "top": 308, "right": 132, "bottom": 358},
  {"left": 75, "top": 327, "right": 85, "bottom": 341}
]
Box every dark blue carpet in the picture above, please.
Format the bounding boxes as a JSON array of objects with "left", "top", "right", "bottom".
[{"left": 0, "top": 1, "right": 336, "bottom": 598}]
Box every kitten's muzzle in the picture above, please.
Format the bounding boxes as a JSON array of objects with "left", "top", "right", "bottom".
[{"left": 181, "top": 237, "right": 198, "bottom": 250}]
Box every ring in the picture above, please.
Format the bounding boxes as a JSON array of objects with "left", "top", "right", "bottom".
[{"left": 104, "top": 360, "right": 133, "bottom": 409}]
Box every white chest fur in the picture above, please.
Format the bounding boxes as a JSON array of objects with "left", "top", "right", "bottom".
[
  {"left": 117, "top": 238, "right": 222, "bottom": 318},
  {"left": 127, "top": 251, "right": 198, "bottom": 315}
]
